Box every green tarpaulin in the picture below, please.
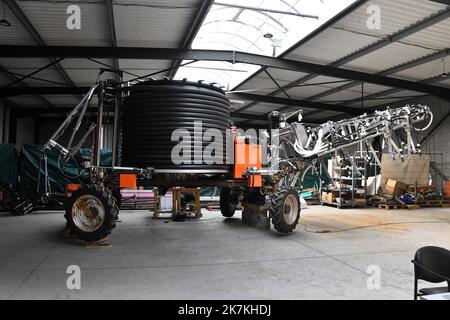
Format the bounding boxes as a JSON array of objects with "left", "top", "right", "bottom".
[
  {"left": 1, "top": 143, "right": 328, "bottom": 199},
  {"left": 20, "top": 144, "right": 113, "bottom": 195}
]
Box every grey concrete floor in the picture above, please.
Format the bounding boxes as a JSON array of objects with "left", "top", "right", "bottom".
[{"left": 0, "top": 205, "right": 449, "bottom": 300}]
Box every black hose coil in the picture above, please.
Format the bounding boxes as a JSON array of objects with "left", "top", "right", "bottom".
[{"left": 121, "top": 80, "right": 232, "bottom": 173}]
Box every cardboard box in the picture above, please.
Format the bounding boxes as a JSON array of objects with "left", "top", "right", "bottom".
[
  {"left": 322, "top": 192, "right": 333, "bottom": 203},
  {"left": 407, "top": 184, "right": 436, "bottom": 194},
  {"left": 384, "top": 179, "right": 407, "bottom": 196},
  {"left": 444, "top": 181, "right": 450, "bottom": 198},
  {"left": 322, "top": 191, "right": 338, "bottom": 203}
]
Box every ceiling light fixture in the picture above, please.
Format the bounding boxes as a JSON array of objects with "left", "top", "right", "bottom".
[
  {"left": 0, "top": 18, "right": 11, "bottom": 27},
  {"left": 441, "top": 58, "right": 448, "bottom": 78},
  {"left": 0, "top": 1, "right": 11, "bottom": 27}
]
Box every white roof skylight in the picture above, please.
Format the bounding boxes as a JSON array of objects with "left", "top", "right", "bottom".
[{"left": 175, "top": 0, "right": 358, "bottom": 90}]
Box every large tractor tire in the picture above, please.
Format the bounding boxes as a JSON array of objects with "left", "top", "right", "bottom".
[
  {"left": 65, "top": 185, "right": 118, "bottom": 242},
  {"left": 220, "top": 187, "right": 238, "bottom": 218},
  {"left": 270, "top": 186, "right": 300, "bottom": 233}
]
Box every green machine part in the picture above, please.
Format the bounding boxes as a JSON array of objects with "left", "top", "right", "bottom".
[{"left": 20, "top": 144, "right": 113, "bottom": 195}]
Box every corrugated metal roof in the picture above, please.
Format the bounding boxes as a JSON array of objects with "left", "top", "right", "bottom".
[
  {"left": 242, "top": 103, "right": 281, "bottom": 115},
  {"left": 316, "top": 90, "right": 366, "bottom": 104},
  {"left": 119, "top": 59, "right": 174, "bottom": 81},
  {"left": 402, "top": 19, "right": 450, "bottom": 50},
  {"left": 305, "top": 111, "right": 342, "bottom": 120},
  {"left": 393, "top": 56, "right": 450, "bottom": 80},
  {"left": 284, "top": 83, "right": 341, "bottom": 99},
  {"left": 282, "top": 75, "right": 352, "bottom": 99},
  {"left": 334, "top": 0, "right": 446, "bottom": 36},
  {"left": 285, "top": 28, "right": 376, "bottom": 64},
  {"left": 264, "top": 68, "right": 311, "bottom": 83},
  {"left": 42, "top": 95, "right": 80, "bottom": 106},
  {"left": 17, "top": 1, "right": 110, "bottom": 46},
  {"left": 0, "top": 57, "right": 65, "bottom": 87},
  {"left": 236, "top": 75, "right": 289, "bottom": 95},
  {"left": 0, "top": 57, "right": 56, "bottom": 69},
  {"left": 0, "top": 4, "right": 34, "bottom": 45},
  {"left": 115, "top": 0, "right": 200, "bottom": 47},
  {"left": 438, "top": 78, "right": 450, "bottom": 87},
  {"left": 1, "top": 0, "right": 449, "bottom": 125},
  {"left": 9, "top": 95, "right": 44, "bottom": 107},
  {"left": 64, "top": 68, "right": 105, "bottom": 87},
  {"left": 342, "top": 42, "right": 435, "bottom": 73},
  {"left": 231, "top": 0, "right": 450, "bottom": 122},
  {"left": 4, "top": 68, "right": 65, "bottom": 87},
  {"left": 0, "top": 0, "right": 205, "bottom": 114}
]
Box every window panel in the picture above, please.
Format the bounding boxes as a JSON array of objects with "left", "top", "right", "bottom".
[{"left": 175, "top": 0, "right": 358, "bottom": 89}]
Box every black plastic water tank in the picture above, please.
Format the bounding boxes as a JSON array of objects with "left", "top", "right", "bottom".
[{"left": 121, "top": 80, "right": 231, "bottom": 174}]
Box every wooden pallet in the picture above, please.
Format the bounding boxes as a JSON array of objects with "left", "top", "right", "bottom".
[
  {"left": 368, "top": 202, "right": 386, "bottom": 208},
  {"left": 377, "top": 204, "right": 405, "bottom": 210},
  {"left": 206, "top": 203, "right": 220, "bottom": 211},
  {"left": 416, "top": 200, "right": 443, "bottom": 208},
  {"left": 406, "top": 204, "right": 421, "bottom": 210},
  {"left": 322, "top": 201, "right": 351, "bottom": 209},
  {"left": 153, "top": 187, "right": 201, "bottom": 219},
  {"left": 415, "top": 200, "right": 450, "bottom": 208}
]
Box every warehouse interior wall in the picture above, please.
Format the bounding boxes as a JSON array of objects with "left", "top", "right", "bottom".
[
  {"left": 38, "top": 119, "right": 64, "bottom": 145},
  {"left": 37, "top": 119, "right": 110, "bottom": 149},
  {"left": 38, "top": 119, "right": 80, "bottom": 146},
  {"left": 379, "top": 95, "right": 450, "bottom": 187},
  {"left": 0, "top": 103, "right": 10, "bottom": 144},
  {"left": 8, "top": 114, "right": 98, "bottom": 147},
  {"left": 0, "top": 104, "right": 4, "bottom": 143},
  {"left": 15, "top": 117, "right": 35, "bottom": 147},
  {"left": 409, "top": 96, "right": 450, "bottom": 182},
  {"left": 420, "top": 97, "right": 450, "bottom": 188}
]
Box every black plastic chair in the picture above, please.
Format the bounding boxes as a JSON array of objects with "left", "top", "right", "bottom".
[{"left": 411, "top": 246, "right": 450, "bottom": 300}]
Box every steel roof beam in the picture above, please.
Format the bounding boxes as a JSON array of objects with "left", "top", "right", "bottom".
[
  {"left": 214, "top": 2, "right": 319, "bottom": 19},
  {"left": 263, "top": 69, "right": 291, "bottom": 99},
  {"left": 236, "top": 6, "right": 450, "bottom": 112},
  {"left": 105, "top": 0, "right": 120, "bottom": 75},
  {"left": 228, "top": 93, "right": 362, "bottom": 115},
  {"left": 2, "top": 83, "right": 441, "bottom": 116},
  {"left": 231, "top": 0, "right": 370, "bottom": 92},
  {"left": 306, "top": 49, "right": 450, "bottom": 102},
  {"left": 268, "top": 49, "right": 450, "bottom": 116},
  {"left": 0, "top": 86, "right": 89, "bottom": 97},
  {"left": 6, "top": 0, "right": 76, "bottom": 88},
  {"left": 167, "top": 0, "right": 214, "bottom": 79},
  {"left": 0, "top": 65, "right": 56, "bottom": 108},
  {"left": 344, "top": 73, "right": 450, "bottom": 106},
  {"left": 2, "top": 46, "right": 450, "bottom": 100}
]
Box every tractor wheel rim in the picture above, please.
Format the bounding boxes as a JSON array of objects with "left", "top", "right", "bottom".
[
  {"left": 72, "top": 195, "right": 105, "bottom": 232},
  {"left": 283, "top": 194, "right": 299, "bottom": 225}
]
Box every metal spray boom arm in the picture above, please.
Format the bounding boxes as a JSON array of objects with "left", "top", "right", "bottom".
[
  {"left": 41, "top": 84, "right": 98, "bottom": 157},
  {"left": 279, "top": 104, "right": 433, "bottom": 161}
]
